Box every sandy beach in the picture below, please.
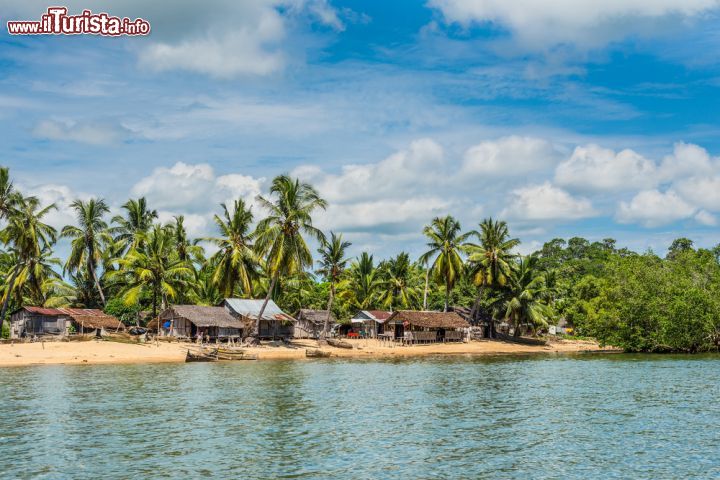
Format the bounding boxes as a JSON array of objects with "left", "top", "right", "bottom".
[{"left": 0, "top": 337, "right": 616, "bottom": 367}]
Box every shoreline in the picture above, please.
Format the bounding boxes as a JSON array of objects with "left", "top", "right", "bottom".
[{"left": 0, "top": 337, "right": 618, "bottom": 367}]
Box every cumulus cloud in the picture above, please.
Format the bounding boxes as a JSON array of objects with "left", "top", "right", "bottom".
[
  {"left": 616, "top": 189, "right": 696, "bottom": 227},
  {"left": 674, "top": 176, "right": 720, "bottom": 211},
  {"left": 429, "top": 0, "right": 720, "bottom": 50},
  {"left": 555, "top": 144, "right": 657, "bottom": 191},
  {"left": 131, "top": 162, "right": 263, "bottom": 214},
  {"left": 20, "top": 184, "right": 92, "bottom": 231},
  {"left": 33, "top": 119, "right": 126, "bottom": 145},
  {"left": 461, "top": 136, "right": 562, "bottom": 176},
  {"left": 501, "top": 182, "right": 596, "bottom": 221},
  {"left": 658, "top": 142, "right": 717, "bottom": 182}
]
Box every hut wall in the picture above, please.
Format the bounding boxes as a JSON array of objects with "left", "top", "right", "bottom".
[{"left": 258, "top": 320, "right": 294, "bottom": 339}]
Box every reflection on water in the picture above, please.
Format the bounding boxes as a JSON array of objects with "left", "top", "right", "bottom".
[{"left": 2, "top": 354, "right": 720, "bottom": 479}]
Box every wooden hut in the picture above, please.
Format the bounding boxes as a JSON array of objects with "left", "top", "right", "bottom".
[
  {"left": 154, "top": 305, "right": 246, "bottom": 340},
  {"left": 349, "top": 310, "right": 392, "bottom": 338},
  {"left": 9, "top": 306, "right": 124, "bottom": 338},
  {"left": 382, "top": 310, "right": 469, "bottom": 343},
  {"left": 223, "top": 299, "right": 296, "bottom": 339},
  {"left": 294, "top": 309, "right": 335, "bottom": 339}
]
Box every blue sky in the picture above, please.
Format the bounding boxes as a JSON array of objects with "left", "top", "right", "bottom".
[{"left": 1, "top": 0, "right": 720, "bottom": 259}]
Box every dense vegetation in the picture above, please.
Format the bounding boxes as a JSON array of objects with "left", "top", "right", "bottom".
[{"left": 1, "top": 166, "right": 719, "bottom": 351}]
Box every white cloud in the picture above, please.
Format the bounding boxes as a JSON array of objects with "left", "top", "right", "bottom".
[
  {"left": 616, "top": 189, "right": 696, "bottom": 227},
  {"left": 20, "top": 184, "right": 92, "bottom": 231},
  {"left": 658, "top": 142, "right": 717, "bottom": 182},
  {"left": 555, "top": 144, "right": 657, "bottom": 191},
  {"left": 695, "top": 209, "right": 718, "bottom": 226},
  {"left": 33, "top": 119, "right": 125, "bottom": 145},
  {"left": 501, "top": 182, "right": 596, "bottom": 221},
  {"left": 131, "top": 162, "right": 263, "bottom": 214},
  {"left": 461, "top": 136, "right": 562, "bottom": 176},
  {"left": 429, "top": 0, "right": 720, "bottom": 49},
  {"left": 674, "top": 176, "right": 720, "bottom": 211}
]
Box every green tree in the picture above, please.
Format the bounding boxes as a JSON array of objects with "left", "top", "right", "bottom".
[
  {"left": 466, "top": 218, "right": 520, "bottom": 334},
  {"left": 316, "top": 232, "right": 351, "bottom": 336},
  {"left": 377, "top": 252, "right": 421, "bottom": 310},
  {"left": 253, "top": 175, "right": 327, "bottom": 337},
  {"left": 499, "top": 256, "right": 551, "bottom": 337},
  {"left": 110, "top": 225, "right": 193, "bottom": 317},
  {"left": 61, "top": 198, "right": 111, "bottom": 306},
  {"left": 345, "top": 252, "right": 381, "bottom": 310},
  {"left": 111, "top": 197, "right": 158, "bottom": 254},
  {"left": 202, "top": 200, "right": 259, "bottom": 298},
  {"left": 419, "top": 215, "right": 470, "bottom": 312}
]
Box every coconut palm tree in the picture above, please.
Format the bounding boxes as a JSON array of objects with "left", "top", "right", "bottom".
[
  {"left": 378, "top": 252, "right": 421, "bottom": 310},
  {"left": 0, "top": 196, "right": 58, "bottom": 323},
  {"left": 419, "top": 215, "right": 471, "bottom": 312},
  {"left": 110, "top": 225, "right": 193, "bottom": 317},
  {"left": 346, "top": 252, "right": 381, "bottom": 309},
  {"left": 500, "top": 256, "right": 551, "bottom": 337},
  {"left": 110, "top": 197, "right": 158, "bottom": 254},
  {"left": 465, "top": 218, "right": 520, "bottom": 336},
  {"left": 253, "top": 175, "right": 327, "bottom": 338},
  {"left": 61, "top": 198, "right": 111, "bottom": 306},
  {"left": 316, "top": 232, "right": 351, "bottom": 337},
  {"left": 0, "top": 166, "right": 21, "bottom": 220},
  {"left": 201, "top": 200, "right": 259, "bottom": 298}
]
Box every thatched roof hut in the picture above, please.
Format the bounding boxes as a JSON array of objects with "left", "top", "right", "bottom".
[
  {"left": 8, "top": 306, "right": 123, "bottom": 338},
  {"left": 223, "top": 299, "right": 295, "bottom": 339},
  {"left": 154, "top": 305, "right": 246, "bottom": 338},
  {"left": 384, "top": 310, "right": 470, "bottom": 329},
  {"left": 294, "top": 309, "right": 335, "bottom": 338}
]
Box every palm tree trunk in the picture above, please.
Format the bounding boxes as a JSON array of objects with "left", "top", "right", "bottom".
[
  {"left": 444, "top": 278, "right": 450, "bottom": 312},
  {"left": 1, "top": 265, "right": 21, "bottom": 334},
  {"left": 256, "top": 273, "right": 278, "bottom": 338},
  {"left": 89, "top": 265, "right": 106, "bottom": 307},
  {"left": 323, "top": 284, "right": 334, "bottom": 338},
  {"left": 423, "top": 266, "right": 429, "bottom": 310}
]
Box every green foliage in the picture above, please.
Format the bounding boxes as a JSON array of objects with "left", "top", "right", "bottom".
[
  {"left": 1, "top": 320, "right": 9, "bottom": 339},
  {"left": 104, "top": 297, "right": 142, "bottom": 326}
]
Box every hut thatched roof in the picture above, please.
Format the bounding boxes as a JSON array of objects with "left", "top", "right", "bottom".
[
  {"left": 159, "top": 305, "right": 245, "bottom": 328},
  {"left": 13, "top": 306, "right": 124, "bottom": 330},
  {"left": 296, "top": 309, "right": 335, "bottom": 325},
  {"left": 385, "top": 310, "right": 470, "bottom": 329}
]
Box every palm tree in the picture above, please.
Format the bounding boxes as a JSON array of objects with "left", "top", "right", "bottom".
[
  {"left": 346, "top": 252, "right": 381, "bottom": 309},
  {"left": 110, "top": 225, "right": 193, "bottom": 318},
  {"left": 110, "top": 197, "right": 158, "bottom": 254},
  {"left": 253, "top": 175, "right": 327, "bottom": 338},
  {"left": 61, "top": 198, "right": 111, "bottom": 306},
  {"left": 316, "top": 232, "right": 351, "bottom": 337},
  {"left": 0, "top": 196, "right": 58, "bottom": 323},
  {"left": 0, "top": 166, "right": 21, "bottom": 220},
  {"left": 465, "top": 218, "right": 520, "bottom": 336},
  {"left": 378, "top": 252, "right": 421, "bottom": 310},
  {"left": 419, "top": 215, "right": 471, "bottom": 312},
  {"left": 202, "top": 200, "right": 259, "bottom": 298},
  {"left": 500, "top": 256, "right": 551, "bottom": 337}
]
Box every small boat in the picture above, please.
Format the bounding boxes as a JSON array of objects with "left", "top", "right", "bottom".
[
  {"left": 326, "top": 338, "right": 353, "bottom": 349},
  {"left": 306, "top": 349, "right": 331, "bottom": 358},
  {"left": 496, "top": 332, "right": 547, "bottom": 346},
  {"left": 186, "top": 349, "right": 218, "bottom": 362},
  {"left": 216, "top": 351, "right": 258, "bottom": 361}
]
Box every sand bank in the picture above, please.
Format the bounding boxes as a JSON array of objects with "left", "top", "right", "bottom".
[{"left": 0, "top": 337, "right": 616, "bottom": 367}]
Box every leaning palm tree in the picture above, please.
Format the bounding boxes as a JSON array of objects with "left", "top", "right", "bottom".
[
  {"left": 61, "top": 198, "right": 111, "bottom": 306},
  {"left": 465, "top": 218, "right": 520, "bottom": 335},
  {"left": 253, "top": 175, "right": 327, "bottom": 338},
  {"left": 316, "top": 232, "right": 352, "bottom": 337},
  {"left": 110, "top": 225, "right": 193, "bottom": 318},
  {"left": 500, "top": 256, "right": 551, "bottom": 337},
  {"left": 419, "top": 215, "right": 471, "bottom": 312},
  {"left": 110, "top": 197, "right": 158, "bottom": 255},
  {"left": 201, "top": 200, "right": 259, "bottom": 298},
  {"left": 0, "top": 196, "right": 58, "bottom": 324}
]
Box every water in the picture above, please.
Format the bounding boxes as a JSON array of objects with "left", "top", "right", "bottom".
[{"left": 1, "top": 353, "right": 720, "bottom": 479}]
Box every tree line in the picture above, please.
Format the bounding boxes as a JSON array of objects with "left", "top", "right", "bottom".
[{"left": 1, "top": 166, "right": 719, "bottom": 351}]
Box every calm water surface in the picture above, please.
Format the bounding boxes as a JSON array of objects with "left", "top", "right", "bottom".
[{"left": 1, "top": 353, "right": 720, "bottom": 479}]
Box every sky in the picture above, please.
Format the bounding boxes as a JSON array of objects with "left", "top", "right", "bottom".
[{"left": 1, "top": 0, "right": 720, "bottom": 260}]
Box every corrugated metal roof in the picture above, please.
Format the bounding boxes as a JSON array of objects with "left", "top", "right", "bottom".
[
  {"left": 223, "top": 299, "right": 295, "bottom": 322},
  {"left": 351, "top": 310, "right": 392, "bottom": 322},
  {"left": 160, "top": 305, "right": 245, "bottom": 328}
]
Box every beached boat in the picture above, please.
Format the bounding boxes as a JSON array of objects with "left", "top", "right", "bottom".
[
  {"left": 186, "top": 349, "right": 218, "bottom": 362},
  {"left": 216, "top": 350, "right": 258, "bottom": 360},
  {"left": 326, "top": 338, "right": 353, "bottom": 349},
  {"left": 306, "top": 349, "right": 331, "bottom": 358}
]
